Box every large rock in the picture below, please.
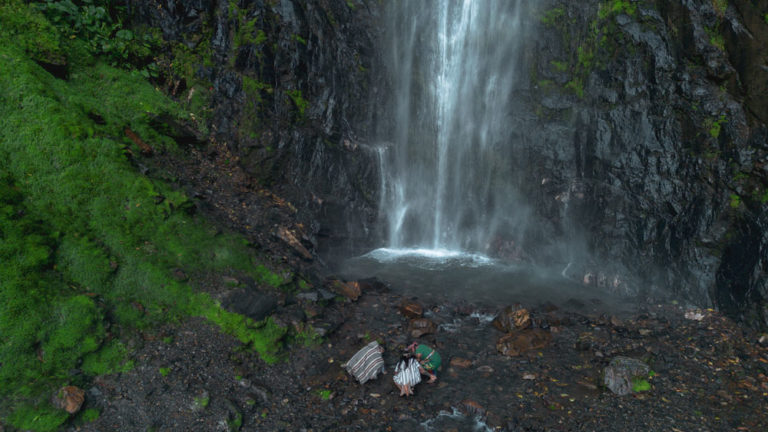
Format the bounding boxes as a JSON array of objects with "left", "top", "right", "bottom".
[
  {"left": 222, "top": 289, "right": 278, "bottom": 322},
  {"left": 408, "top": 318, "right": 437, "bottom": 338},
  {"left": 492, "top": 305, "right": 531, "bottom": 332},
  {"left": 603, "top": 356, "right": 651, "bottom": 396},
  {"left": 52, "top": 385, "right": 85, "bottom": 414},
  {"left": 326, "top": 279, "right": 361, "bottom": 301},
  {"left": 399, "top": 299, "right": 423, "bottom": 319},
  {"left": 496, "top": 329, "right": 552, "bottom": 357}
]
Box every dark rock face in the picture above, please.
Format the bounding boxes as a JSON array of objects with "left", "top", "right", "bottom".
[
  {"left": 515, "top": 0, "right": 768, "bottom": 328},
  {"left": 124, "top": 0, "right": 768, "bottom": 329},
  {"left": 125, "top": 0, "right": 383, "bottom": 258}
]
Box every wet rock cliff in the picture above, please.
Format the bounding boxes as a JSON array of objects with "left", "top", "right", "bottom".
[
  {"left": 125, "top": 0, "right": 383, "bottom": 259},
  {"left": 124, "top": 0, "right": 768, "bottom": 329},
  {"left": 518, "top": 0, "right": 768, "bottom": 328}
]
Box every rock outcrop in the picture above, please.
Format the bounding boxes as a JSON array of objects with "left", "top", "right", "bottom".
[
  {"left": 509, "top": 0, "right": 768, "bottom": 328},
  {"left": 124, "top": 0, "right": 768, "bottom": 329}
]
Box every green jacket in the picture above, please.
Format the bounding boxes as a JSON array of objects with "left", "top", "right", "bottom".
[{"left": 415, "top": 344, "right": 441, "bottom": 371}]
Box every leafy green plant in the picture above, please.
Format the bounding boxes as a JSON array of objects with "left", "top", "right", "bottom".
[
  {"left": 317, "top": 389, "right": 332, "bottom": 400},
  {"left": 159, "top": 367, "right": 171, "bottom": 377}
]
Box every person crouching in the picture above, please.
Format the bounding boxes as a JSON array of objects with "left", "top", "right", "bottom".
[{"left": 393, "top": 352, "right": 421, "bottom": 397}]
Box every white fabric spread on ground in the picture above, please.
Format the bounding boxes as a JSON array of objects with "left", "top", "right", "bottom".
[{"left": 343, "top": 341, "right": 385, "bottom": 384}]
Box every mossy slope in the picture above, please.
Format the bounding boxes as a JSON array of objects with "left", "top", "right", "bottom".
[{"left": 0, "top": 2, "right": 286, "bottom": 430}]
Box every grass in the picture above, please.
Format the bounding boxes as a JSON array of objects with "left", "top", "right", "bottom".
[{"left": 0, "top": 2, "right": 290, "bottom": 429}]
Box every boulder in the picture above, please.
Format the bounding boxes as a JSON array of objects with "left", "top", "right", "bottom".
[
  {"left": 222, "top": 289, "right": 278, "bottom": 322},
  {"left": 496, "top": 329, "right": 552, "bottom": 357},
  {"left": 52, "top": 385, "right": 85, "bottom": 414},
  {"left": 275, "top": 226, "right": 313, "bottom": 260},
  {"left": 399, "top": 299, "right": 423, "bottom": 319},
  {"left": 409, "top": 318, "right": 437, "bottom": 338},
  {"left": 603, "top": 356, "right": 651, "bottom": 396},
  {"left": 492, "top": 305, "right": 531, "bottom": 332},
  {"left": 326, "top": 279, "right": 361, "bottom": 300}
]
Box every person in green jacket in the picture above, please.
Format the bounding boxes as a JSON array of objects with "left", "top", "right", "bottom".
[{"left": 407, "top": 342, "right": 441, "bottom": 383}]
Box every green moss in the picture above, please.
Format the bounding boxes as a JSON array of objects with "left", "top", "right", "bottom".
[
  {"left": 286, "top": 89, "right": 310, "bottom": 117},
  {"left": 197, "top": 297, "right": 287, "bottom": 363},
  {"left": 631, "top": 377, "right": 651, "bottom": 392},
  {"left": 0, "top": 1, "right": 65, "bottom": 65},
  {"left": 598, "top": 0, "right": 636, "bottom": 20},
  {"left": 565, "top": 78, "right": 585, "bottom": 98},
  {"left": 194, "top": 395, "right": 210, "bottom": 408},
  {"left": 729, "top": 194, "right": 741, "bottom": 208},
  {"left": 0, "top": 3, "right": 289, "bottom": 427},
  {"left": 81, "top": 408, "right": 100, "bottom": 423},
  {"left": 6, "top": 403, "right": 69, "bottom": 432},
  {"left": 294, "top": 323, "right": 323, "bottom": 347},
  {"left": 550, "top": 60, "right": 568, "bottom": 72},
  {"left": 540, "top": 7, "right": 565, "bottom": 26},
  {"left": 705, "top": 25, "right": 725, "bottom": 51},
  {"left": 712, "top": 0, "right": 727, "bottom": 16},
  {"left": 708, "top": 114, "right": 727, "bottom": 138},
  {"left": 81, "top": 340, "right": 134, "bottom": 376}
]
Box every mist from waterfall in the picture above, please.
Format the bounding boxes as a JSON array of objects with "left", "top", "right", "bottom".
[{"left": 377, "top": 0, "right": 533, "bottom": 255}]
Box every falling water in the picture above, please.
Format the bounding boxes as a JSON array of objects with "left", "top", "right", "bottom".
[{"left": 378, "top": 0, "right": 532, "bottom": 254}]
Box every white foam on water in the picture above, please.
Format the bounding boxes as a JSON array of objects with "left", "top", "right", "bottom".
[
  {"left": 469, "top": 312, "right": 497, "bottom": 324},
  {"left": 361, "top": 247, "right": 494, "bottom": 268},
  {"left": 420, "top": 407, "right": 494, "bottom": 432}
]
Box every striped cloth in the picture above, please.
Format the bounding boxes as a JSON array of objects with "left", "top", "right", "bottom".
[
  {"left": 393, "top": 357, "right": 421, "bottom": 387},
  {"left": 343, "top": 341, "right": 385, "bottom": 384}
]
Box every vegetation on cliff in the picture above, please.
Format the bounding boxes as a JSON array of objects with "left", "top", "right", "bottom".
[{"left": 0, "top": 1, "right": 288, "bottom": 429}]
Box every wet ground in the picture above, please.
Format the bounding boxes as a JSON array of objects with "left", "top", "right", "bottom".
[
  {"left": 80, "top": 279, "right": 768, "bottom": 431},
  {"left": 84, "top": 133, "right": 768, "bottom": 431}
]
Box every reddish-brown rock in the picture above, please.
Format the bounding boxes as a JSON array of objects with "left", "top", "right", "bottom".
[
  {"left": 327, "top": 279, "right": 361, "bottom": 300},
  {"left": 496, "top": 329, "right": 552, "bottom": 357},
  {"left": 492, "top": 305, "right": 531, "bottom": 332},
  {"left": 399, "top": 300, "right": 423, "bottom": 319},
  {"left": 450, "top": 357, "right": 473, "bottom": 368},
  {"left": 52, "top": 385, "right": 85, "bottom": 414}
]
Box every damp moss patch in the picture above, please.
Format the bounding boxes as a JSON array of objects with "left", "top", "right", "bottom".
[{"left": 0, "top": 2, "right": 286, "bottom": 430}]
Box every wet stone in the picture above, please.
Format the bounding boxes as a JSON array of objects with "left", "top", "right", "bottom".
[
  {"left": 603, "top": 356, "right": 651, "bottom": 396},
  {"left": 399, "top": 299, "right": 423, "bottom": 319},
  {"left": 496, "top": 329, "right": 552, "bottom": 357},
  {"left": 52, "top": 385, "right": 85, "bottom": 414},
  {"left": 449, "top": 357, "right": 473, "bottom": 368},
  {"left": 326, "top": 279, "right": 361, "bottom": 301},
  {"left": 492, "top": 305, "right": 531, "bottom": 332},
  {"left": 409, "top": 318, "right": 437, "bottom": 338}
]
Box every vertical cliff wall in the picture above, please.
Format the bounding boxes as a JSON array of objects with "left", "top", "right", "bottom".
[
  {"left": 125, "top": 0, "right": 383, "bottom": 257},
  {"left": 123, "top": 0, "right": 768, "bottom": 329},
  {"left": 511, "top": 0, "right": 768, "bottom": 327}
]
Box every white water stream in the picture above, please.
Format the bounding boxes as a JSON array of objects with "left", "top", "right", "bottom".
[{"left": 377, "top": 0, "right": 531, "bottom": 255}]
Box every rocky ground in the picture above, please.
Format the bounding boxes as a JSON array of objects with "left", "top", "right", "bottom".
[
  {"left": 74, "top": 278, "right": 768, "bottom": 431},
  {"left": 62, "top": 128, "right": 767, "bottom": 432}
]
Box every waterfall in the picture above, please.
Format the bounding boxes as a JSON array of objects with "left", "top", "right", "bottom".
[{"left": 378, "top": 0, "right": 532, "bottom": 255}]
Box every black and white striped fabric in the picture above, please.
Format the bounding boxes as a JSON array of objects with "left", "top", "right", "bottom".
[
  {"left": 343, "top": 341, "right": 385, "bottom": 384},
  {"left": 393, "top": 357, "right": 421, "bottom": 387}
]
